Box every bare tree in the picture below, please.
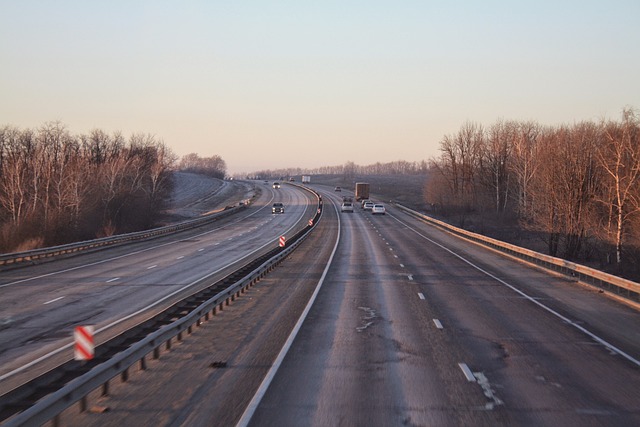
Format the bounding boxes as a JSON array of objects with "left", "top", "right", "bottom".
[
  {"left": 178, "top": 153, "right": 226, "bottom": 179},
  {"left": 0, "top": 127, "right": 33, "bottom": 225},
  {"left": 480, "top": 120, "right": 516, "bottom": 213},
  {"left": 527, "top": 123, "right": 600, "bottom": 258},
  {"left": 510, "top": 121, "right": 540, "bottom": 220},
  {"left": 597, "top": 108, "right": 640, "bottom": 264}
]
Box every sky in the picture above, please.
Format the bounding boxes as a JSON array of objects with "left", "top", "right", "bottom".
[{"left": 1, "top": 1, "right": 639, "bottom": 174}]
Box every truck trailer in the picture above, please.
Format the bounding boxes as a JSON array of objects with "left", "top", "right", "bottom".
[
  {"left": 355, "top": 182, "right": 370, "bottom": 201},
  {"left": 302, "top": 175, "right": 311, "bottom": 183}
]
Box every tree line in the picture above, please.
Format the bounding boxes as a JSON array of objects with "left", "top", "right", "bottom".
[
  {"left": 249, "top": 159, "right": 429, "bottom": 180},
  {"left": 426, "top": 108, "right": 640, "bottom": 276},
  {"left": 0, "top": 122, "right": 176, "bottom": 253},
  {"left": 178, "top": 153, "right": 227, "bottom": 179}
]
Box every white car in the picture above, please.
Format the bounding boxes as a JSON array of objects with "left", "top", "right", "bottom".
[
  {"left": 371, "top": 204, "right": 386, "bottom": 215},
  {"left": 272, "top": 182, "right": 281, "bottom": 189},
  {"left": 341, "top": 202, "right": 354, "bottom": 213},
  {"left": 363, "top": 201, "right": 374, "bottom": 211}
]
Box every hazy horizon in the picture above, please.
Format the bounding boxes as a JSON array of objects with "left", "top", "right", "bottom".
[{"left": 2, "top": 1, "right": 639, "bottom": 174}]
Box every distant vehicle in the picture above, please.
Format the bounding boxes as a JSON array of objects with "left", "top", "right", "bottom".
[
  {"left": 361, "top": 199, "right": 371, "bottom": 207},
  {"left": 371, "top": 204, "right": 386, "bottom": 215},
  {"left": 289, "top": 177, "right": 295, "bottom": 182},
  {"left": 334, "top": 186, "right": 342, "bottom": 192},
  {"left": 302, "top": 175, "right": 311, "bottom": 183},
  {"left": 272, "top": 202, "right": 285, "bottom": 213},
  {"left": 355, "top": 182, "right": 370, "bottom": 201},
  {"left": 342, "top": 196, "right": 353, "bottom": 202},
  {"left": 363, "top": 201, "right": 374, "bottom": 211},
  {"left": 272, "top": 182, "right": 281, "bottom": 189},
  {"left": 341, "top": 202, "right": 354, "bottom": 213}
]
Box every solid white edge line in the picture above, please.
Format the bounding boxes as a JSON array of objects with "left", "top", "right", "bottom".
[
  {"left": 433, "top": 319, "right": 444, "bottom": 329},
  {"left": 458, "top": 363, "right": 476, "bottom": 382},
  {"left": 418, "top": 293, "right": 425, "bottom": 300},
  {"left": 389, "top": 212, "right": 640, "bottom": 368},
  {"left": 43, "top": 296, "right": 64, "bottom": 305},
  {"left": 236, "top": 198, "right": 341, "bottom": 427}
]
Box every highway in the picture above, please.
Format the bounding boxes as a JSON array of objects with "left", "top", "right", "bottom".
[
  {"left": 3, "top": 183, "right": 640, "bottom": 426},
  {"left": 0, "top": 181, "right": 315, "bottom": 392},
  {"left": 248, "top": 189, "right": 640, "bottom": 426}
]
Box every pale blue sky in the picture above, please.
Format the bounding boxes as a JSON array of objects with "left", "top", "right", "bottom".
[{"left": 1, "top": 1, "right": 639, "bottom": 173}]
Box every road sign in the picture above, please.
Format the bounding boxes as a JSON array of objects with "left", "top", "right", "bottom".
[
  {"left": 308, "top": 219, "right": 313, "bottom": 226},
  {"left": 74, "top": 325, "right": 94, "bottom": 361},
  {"left": 279, "top": 236, "right": 286, "bottom": 247}
]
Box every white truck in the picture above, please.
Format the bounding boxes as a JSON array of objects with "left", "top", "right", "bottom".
[{"left": 302, "top": 175, "right": 311, "bottom": 183}]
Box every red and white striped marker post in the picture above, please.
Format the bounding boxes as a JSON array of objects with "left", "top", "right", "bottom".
[
  {"left": 279, "top": 235, "right": 286, "bottom": 248},
  {"left": 74, "top": 325, "right": 94, "bottom": 361},
  {"left": 308, "top": 219, "right": 313, "bottom": 226}
]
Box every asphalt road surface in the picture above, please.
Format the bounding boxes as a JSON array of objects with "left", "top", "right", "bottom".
[
  {"left": 48, "top": 184, "right": 640, "bottom": 427},
  {"left": 0, "top": 181, "right": 315, "bottom": 392},
  {"left": 248, "top": 188, "right": 640, "bottom": 426}
]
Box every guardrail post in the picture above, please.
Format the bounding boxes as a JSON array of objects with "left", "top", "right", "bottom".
[
  {"left": 102, "top": 381, "right": 109, "bottom": 396},
  {"left": 153, "top": 346, "right": 160, "bottom": 359},
  {"left": 121, "top": 368, "right": 129, "bottom": 382},
  {"left": 80, "top": 395, "right": 88, "bottom": 412},
  {"left": 166, "top": 339, "right": 172, "bottom": 350},
  {"left": 140, "top": 356, "right": 147, "bottom": 371}
]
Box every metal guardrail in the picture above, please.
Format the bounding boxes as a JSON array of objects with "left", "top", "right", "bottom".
[
  {"left": 395, "top": 204, "right": 640, "bottom": 303},
  {"left": 1, "top": 189, "right": 322, "bottom": 426},
  {"left": 0, "top": 200, "right": 253, "bottom": 269}
]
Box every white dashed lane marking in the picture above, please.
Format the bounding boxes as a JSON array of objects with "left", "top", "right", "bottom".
[{"left": 458, "top": 363, "right": 476, "bottom": 382}]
